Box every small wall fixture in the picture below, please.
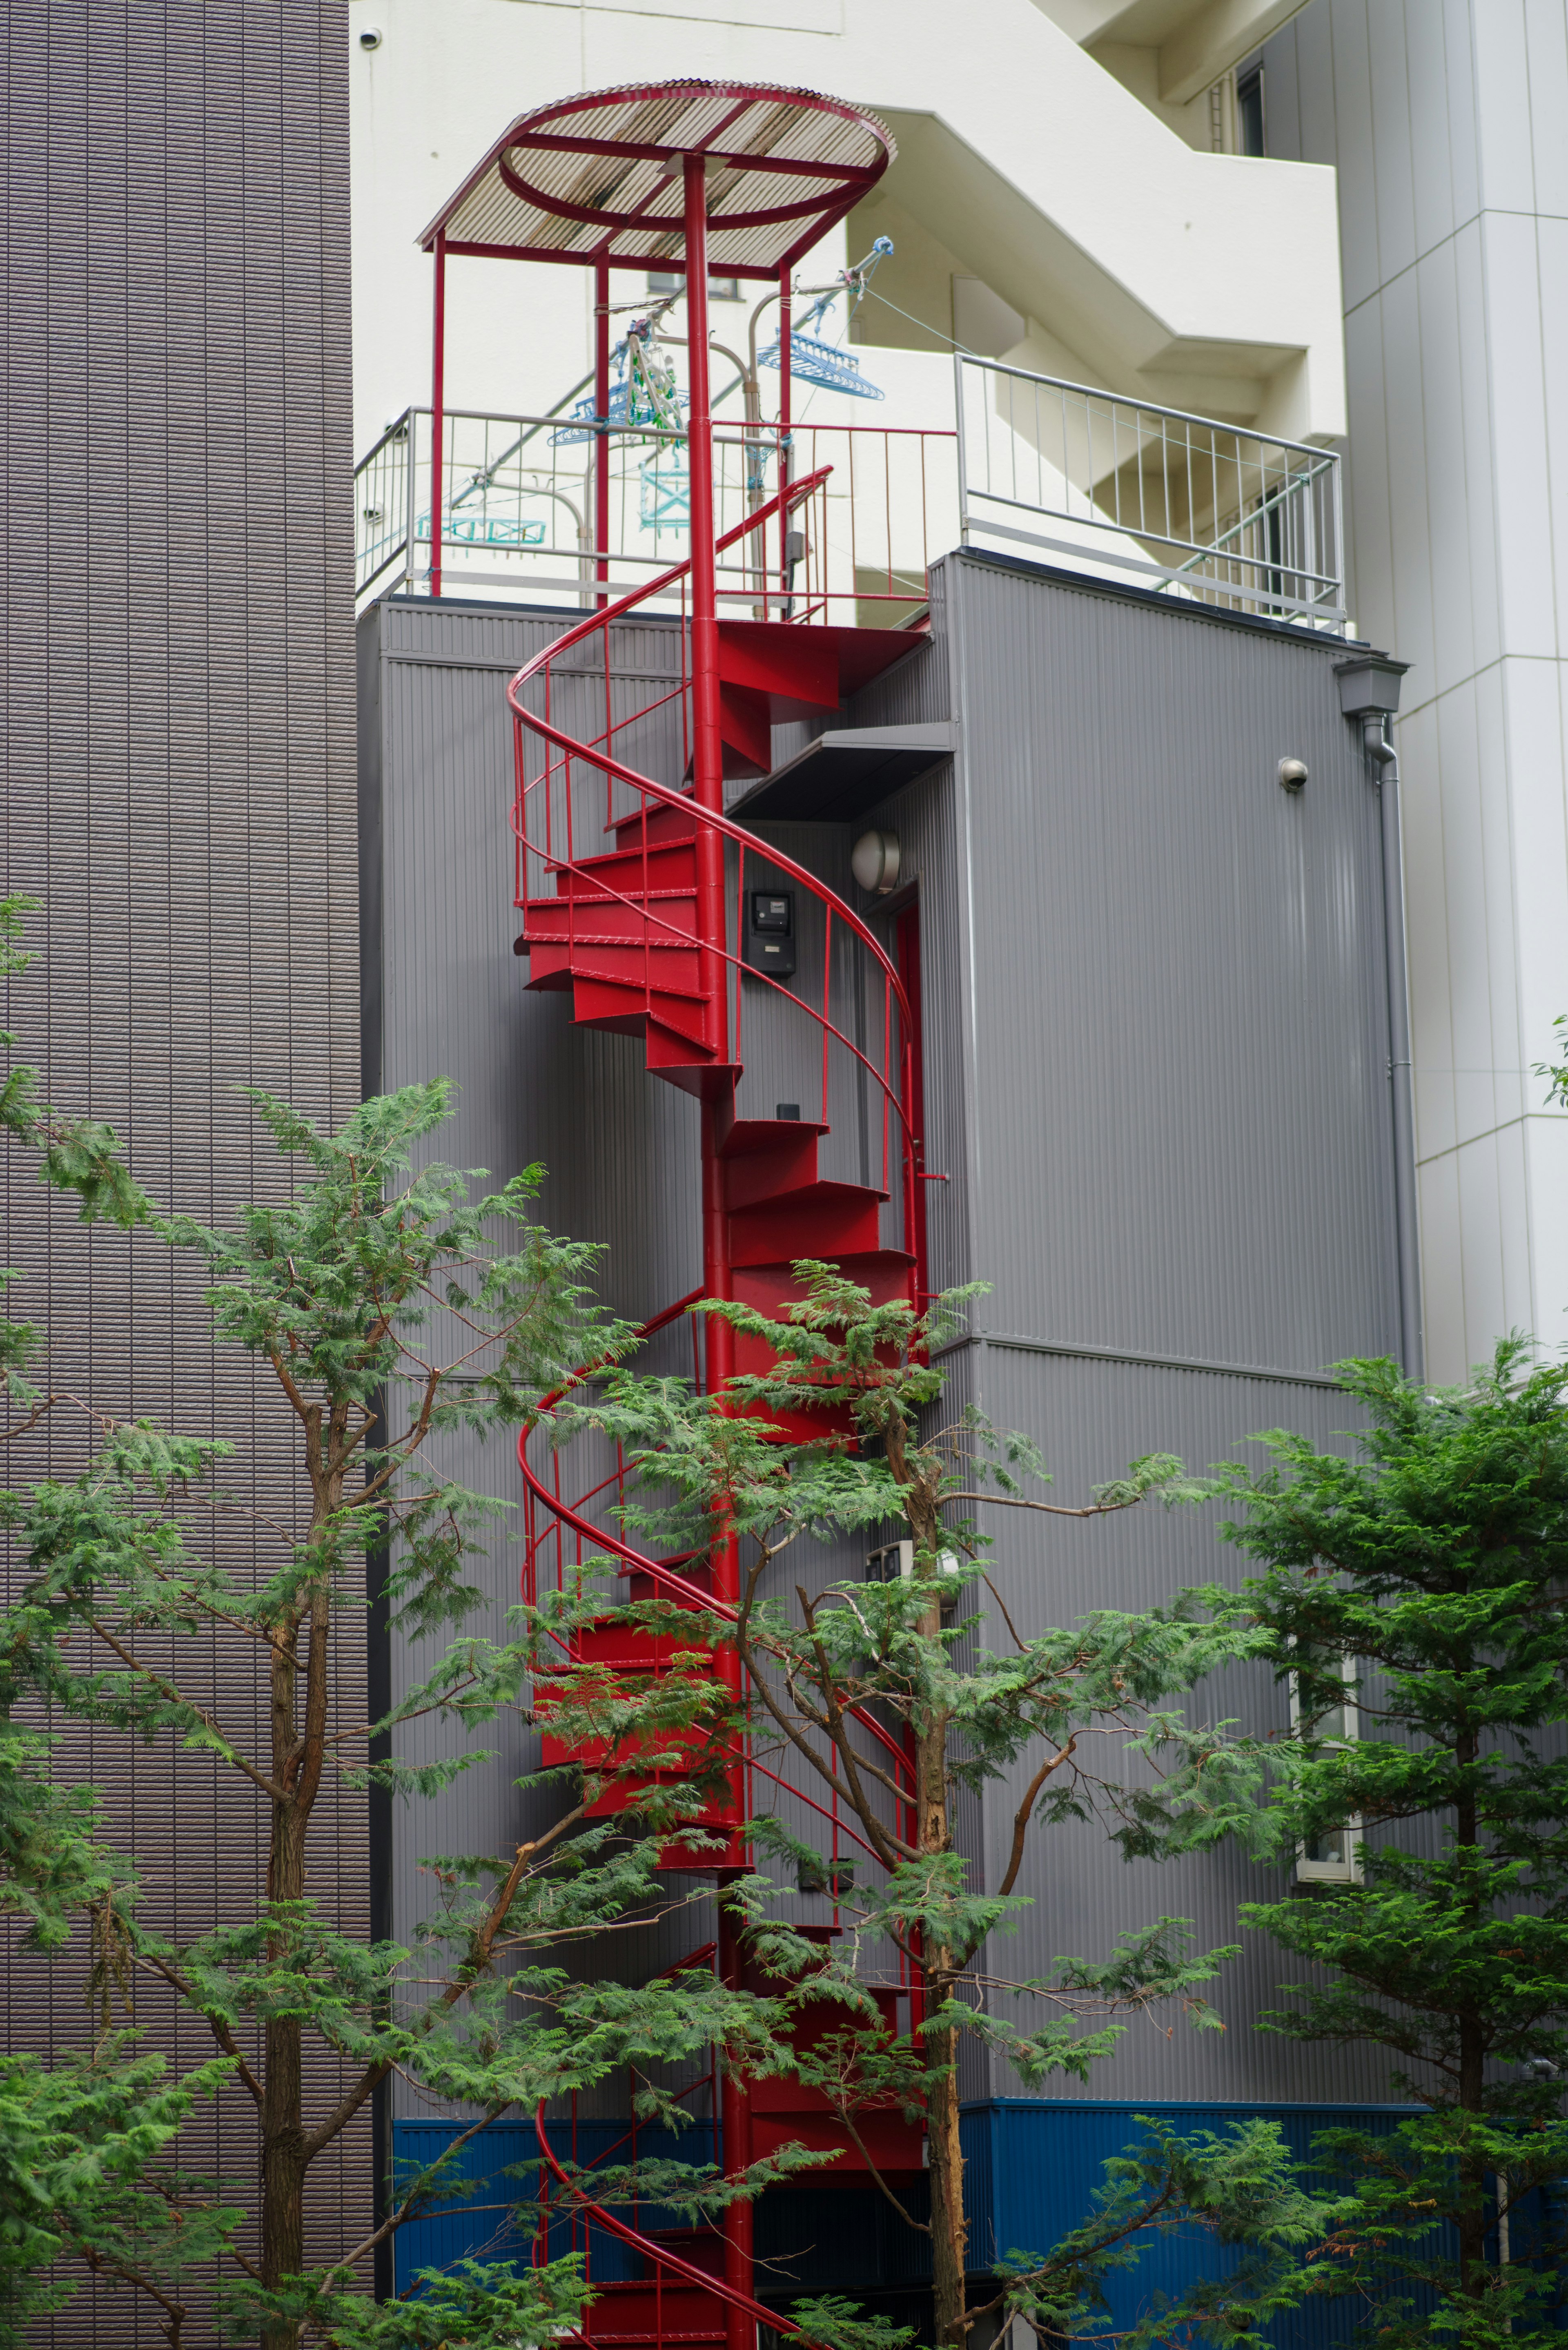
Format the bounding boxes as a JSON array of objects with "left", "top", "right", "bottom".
[
  {"left": 1335, "top": 653, "right": 1409, "bottom": 722},
  {"left": 359, "top": 25, "right": 384, "bottom": 48},
  {"left": 1278, "top": 756, "right": 1308, "bottom": 791},
  {"left": 851, "top": 827, "right": 900, "bottom": 894}
]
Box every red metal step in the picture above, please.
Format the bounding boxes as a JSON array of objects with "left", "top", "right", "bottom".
[{"left": 579, "top": 2279, "right": 728, "bottom": 2348}]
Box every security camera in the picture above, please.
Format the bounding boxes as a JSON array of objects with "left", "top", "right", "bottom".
[{"left": 359, "top": 26, "right": 384, "bottom": 51}]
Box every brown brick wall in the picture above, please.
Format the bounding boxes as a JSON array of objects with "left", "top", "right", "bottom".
[{"left": 0, "top": 4, "right": 364, "bottom": 2337}]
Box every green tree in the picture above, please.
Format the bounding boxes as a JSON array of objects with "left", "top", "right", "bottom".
[
  {"left": 0, "top": 899, "right": 824, "bottom": 2346},
  {"left": 1210, "top": 1343, "right": 1568, "bottom": 2347},
  {"left": 541, "top": 1264, "right": 1325, "bottom": 2350}
]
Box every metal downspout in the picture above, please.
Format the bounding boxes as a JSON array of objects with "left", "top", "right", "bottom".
[{"left": 1363, "top": 716, "right": 1424, "bottom": 1380}]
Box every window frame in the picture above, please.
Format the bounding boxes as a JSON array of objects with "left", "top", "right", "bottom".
[{"left": 1288, "top": 1652, "right": 1363, "bottom": 1885}]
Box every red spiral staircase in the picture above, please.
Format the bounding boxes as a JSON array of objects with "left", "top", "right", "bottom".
[
  {"left": 508, "top": 474, "right": 930, "bottom": 2350},
  {"left": 418, "top": 74, "right": 932, "bottom": 2350}
]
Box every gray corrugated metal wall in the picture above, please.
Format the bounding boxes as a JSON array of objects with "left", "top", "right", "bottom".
[
  {"left": 365, "top": 552, "right": 1408, "bottom": 2140},
  {"left": 942, "top": 551, "right": 1399, "bottom": 1376},
  {"left": 360, "top": 596, "right": 719, "bottom": 2125},
  {"left": 0, "top": 4, "right": 365, "bottom": 2337}
]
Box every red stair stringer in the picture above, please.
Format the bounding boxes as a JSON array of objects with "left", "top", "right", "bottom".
[{"left": 537, "top": 2104, "right": 816, "bottom": 2350}]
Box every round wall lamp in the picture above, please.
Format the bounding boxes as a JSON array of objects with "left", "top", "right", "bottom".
[{"left": 851, "top": 827, "right": 901, "bottom": 894}]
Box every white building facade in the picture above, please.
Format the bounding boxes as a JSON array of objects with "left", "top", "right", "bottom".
[
  {"left": 1259, "top": 0, "right": 1568, "bottom": 1383},
  {"left": 349, "top": 0, "right": 1568, "bottom": 1382}
]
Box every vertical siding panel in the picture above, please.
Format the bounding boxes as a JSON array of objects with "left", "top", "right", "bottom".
[{"left": 0, "top": 4, "right": 364, "bottom": 2337}]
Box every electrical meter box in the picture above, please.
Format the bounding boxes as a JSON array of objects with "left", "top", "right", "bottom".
[{"left": 744, "top": 887, "right": 796, "bottom": 980}]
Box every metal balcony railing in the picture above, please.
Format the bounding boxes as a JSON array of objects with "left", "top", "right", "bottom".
[
  {"left": 954, "top": 352, "right": 1345, "bottom": 632},
  {"left": 355, "top": 363, "right": 1345, "bottom": 635},
  {"left": 354, "top": 404, "right": 954, "bottom": 623}
]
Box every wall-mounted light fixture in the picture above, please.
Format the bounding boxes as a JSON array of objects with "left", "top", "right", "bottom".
[{"left": 851, "top": 827, "right": 900, "bottom": 894}]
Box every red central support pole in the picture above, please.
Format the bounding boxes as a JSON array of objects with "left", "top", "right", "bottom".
[
  {"left": 594, "top": 254, "right": 611, "bottom": 609},
  {"left": 777, "top": 263, "right": 792, "bottom": 612},
  {"left": 684, "top": 151, "right": 753, "bottom": 2350}
]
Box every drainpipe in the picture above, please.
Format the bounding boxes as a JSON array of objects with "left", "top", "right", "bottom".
[{"left": 1337, "top": 654, "right": 1421, "bottom": 1380}]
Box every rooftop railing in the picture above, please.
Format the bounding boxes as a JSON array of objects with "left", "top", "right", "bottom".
[
  {"left": 355, "top": 361, "right": 1345, "bottom": 635},
  {"left": 954, "top": 353, "right": 1345, "bottom": 633},
  {"left": 354, "top": 404, "right": 953, "bottom": 624}
]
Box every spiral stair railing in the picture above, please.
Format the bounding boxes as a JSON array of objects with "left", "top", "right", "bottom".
[
  {"left": 507, "top": 476, "right": 927, "bottom": 2346},
  {"left": 506, "top": 471, "right": 920, "bottom": 1237}
]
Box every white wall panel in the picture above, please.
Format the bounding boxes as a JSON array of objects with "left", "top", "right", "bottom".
[
  {"left": 1472, "top": 660, "right": 1525, "bottom": 1135},
  {"left": 1260, "top": 0, "right": 1568, "bottom": 1378},
  {"left": 1401, "top": 693, "right": 1456, "bottom": 1161},
  {"left": 1497, "top": 1116, "right": 1537, "bottom": 1347},
  {"left": 1296, "top": 0, "right": 1340, "bottom": 165},
  {"left": 1267, "top": 17, "right": 1303, "bottom": 154},
  {"left": 1482, "top": 212, "right": 1557, "bottom": 661},
  {"left": 1343, "top": 297, "right": 1396, "bottom": 649},
  {"left": 1331, "top": 0, "right": 1382, "bottom": 303},
  {"left": 1526, "top": 1114, "right": 1568, "bottom": 1363},
  {"left": 1367, "top": 0, "right": 1417, "bottom": 280},
  {"left": 1405, "top": 0, "right": 1455, "bottom": 257},
  {"left": 1540, "top": 217, "right": 1568, "bottom": 640},
  {"left": 1452, "top": 218, "right": 1501, "bottom": 677},
  {"left": 1472, "top": 0, "right": 1536, "bottom": 215},
  {"left": 1524, "top": 0, "right": 1568, "bottom": 218},
  {"left": 1435, "top": 674, "right": 1501, "bottom": 1149},
  {"left": 1441, "top": 0, "right": 1481, "bottom": 227},
  {"left": 1381, "top": 269, "right": 1437, "bottom": 691},
  {"left": 1501, "top": 656, "right": 1568, "bottom": 1066},
  {"left": 1414, "top": 243, "right": 1474, "bottom": 698},
  {"left": 1454, "top": 1123, "right": 1508, "bottom": 1363},
  {"left": 1417, "top": 1146, "right": 1465, "bottom": 1378}
]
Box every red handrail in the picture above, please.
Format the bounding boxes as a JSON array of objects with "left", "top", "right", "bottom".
[
  {"left": 535, "top": 2102, "right": 819, "bottom": 2345},
  {"left": 506, "top": 468, "right": 921, "bottom": 1188}
]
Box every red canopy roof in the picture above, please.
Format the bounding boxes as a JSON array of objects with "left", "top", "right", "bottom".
[{"left": 417, "top": 80, "right": 894, "bottom": 281}]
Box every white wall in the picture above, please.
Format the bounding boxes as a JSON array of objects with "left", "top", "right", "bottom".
[
  {"left": 1262, "top": 0, "right": 1568, "bottom": 1382},
  {"left": 347, "top": 0, "right": 1345, "bottom": 459}
]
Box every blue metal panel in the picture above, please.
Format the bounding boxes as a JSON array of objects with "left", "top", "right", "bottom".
[
  {"left": 971, "top": 2098, "right": 1421, "bottom": 2349},
  {"left": 392, "top": 2115, "right": 718, "bottom": 2296},
  {"left": 398, "top": 2099, "right": 1438, "bottom": 2337}
]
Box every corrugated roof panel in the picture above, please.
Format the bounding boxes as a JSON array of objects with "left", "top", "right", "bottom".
[{"left": 420, "top": 78, "right": 893, "bottom": 276}]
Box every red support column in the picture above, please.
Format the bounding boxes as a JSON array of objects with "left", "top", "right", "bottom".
[
  {"left": 777, "top": 263, "right": 792, "bottom": 608},
  {"left": 594, "top": 254, "right": 611, "bottom": 610},
  {"left": 430, "top": 233, "right": 447, "bottom": 600},
  {"left": 684, "top": 150, "right": 753, "bottom": 2350}
]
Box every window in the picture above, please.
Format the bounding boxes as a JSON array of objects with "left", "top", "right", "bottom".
[
  {"left": 1290, "top": 1655, "right": 1361, "bottom": 1884},
  {"left": 866, "top": 1537, "right": 962, "bottom": 1620},
  {"left": 647, "top": 271, "right": 742, "bottom": 302},
  {"left": 1237, "top": 63, "right": 1266, "bottom": 158}
]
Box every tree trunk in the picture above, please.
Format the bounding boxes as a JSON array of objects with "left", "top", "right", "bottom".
[
  {"left": 915, "top": 1627, "right": 966, "bottom": 2345},
  {"left": 924, "top": 1969, "right": 967, "bottom": 2348},
  {"left": 1454, "top": 1752, "right": 1486, "bottom": 2301},
  {"left": 890, "top": 1411, "right": 970, "bottom": 2347},
  {"left": 1456, "top": 2008, "right": 1488, "bottom": 2298},
  {"left": 261, "top": 1789, "right": 308, "bottom": 2349},
  {"left": 259, "top": 1501, "right": 334, "bottom": 2348}
]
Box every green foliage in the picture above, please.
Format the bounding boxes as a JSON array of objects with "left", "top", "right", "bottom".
[
  {"left": 0, "top": 914, "right": 691, "bottom": 2345},
  {"left": 983, "top": 2115, "right": 1341, "bottom": 2349},
  {"left": 539, "top": 1261, "right": 1283, "bottom": 2341},
  {"left": 1209, "top": 1341, "right": 1568, "bottom": 2329},
  {"left": 0, "top": 896, "right": 153, "bottom": 1240},
  {"left": 0, "top": 2038, "right": 237, "bottom": 2340},
  {"left": 239, "top": 2252, "right": 594, "bottom": 2349}
]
